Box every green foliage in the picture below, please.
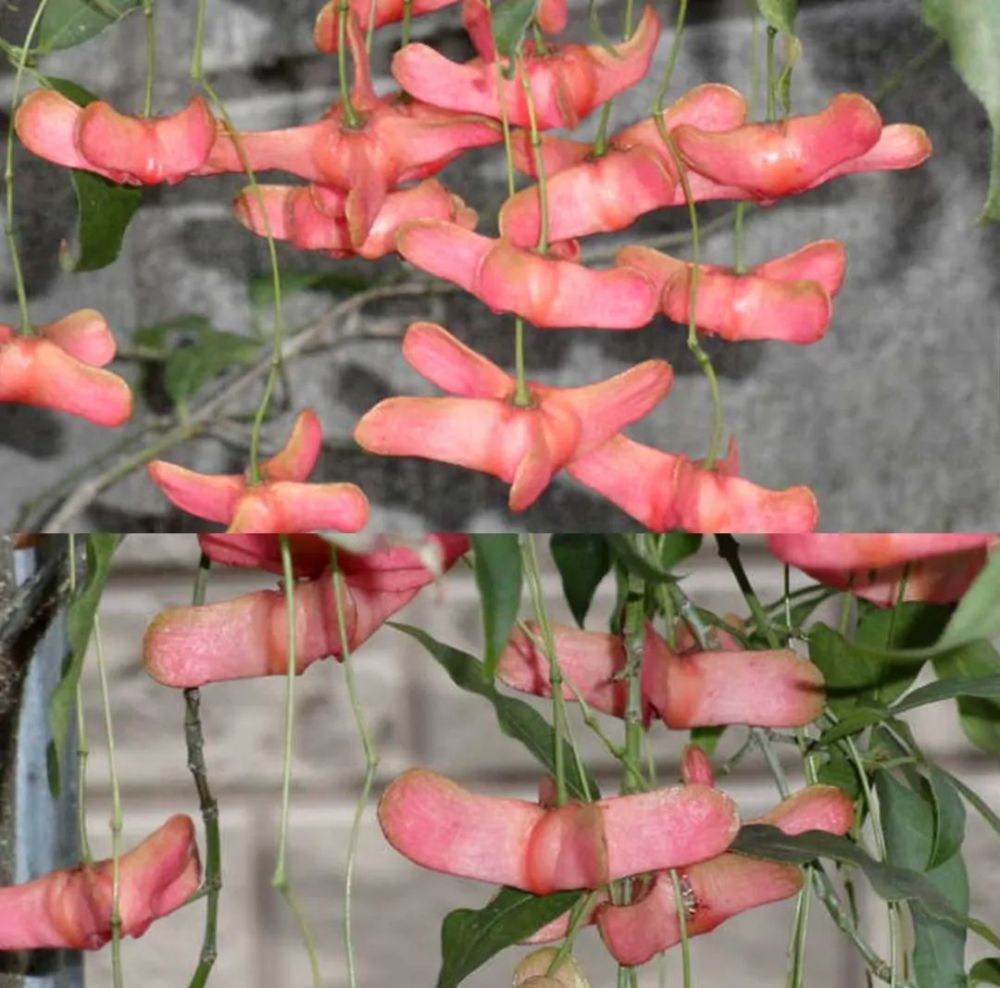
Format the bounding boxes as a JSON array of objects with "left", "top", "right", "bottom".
[
  {"left": 47, "top": 534, "right": 123, "bottom": 796},
  {"left": 247, "top": 269, "right": 371, "bottom": 309},
  {"left": 549, "top": 534, "right": 611, "bottom": 627},
  {"left": 919, "top": 0, "right": 1000, "bottom": 221},
  {"left": 491, "top": 0, "right": 538, "bottom": 64},
  {"left": 970, "top": 959, "right": 1000, "bottom": 985},
  {"left": 937, "top": 549, "right": 1000, "bottom": 647},
  {"left": 36, "top": 0, "right": 142, "bottom": 52},
  {"left": 134, "top": 315, "right": 261, "bottom": 407},
  {"left": 437, "top": 887, "right": 581, "bottom": 988},
  {"left": 756, "top": 0, "right": 798, "bottom": 34},
  {"left": 43, "top": 77, "right": 142, "bottom": 272},
  {"left": 392, "top": 624, "right": 599, "bottom": 801},
  {"left": 471, "top": 535, "right": 522, "bottom": 679},
  {"left": 933, "top": 641, "right": 1000, "bottom": 756}
]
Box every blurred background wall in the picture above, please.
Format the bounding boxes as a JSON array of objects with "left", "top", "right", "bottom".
[
  {"left": 59, "top": 535, "right": 999, "bottom": 987},
  {"left": 0, "top": 0, "right": 998, "bottom": 531}
]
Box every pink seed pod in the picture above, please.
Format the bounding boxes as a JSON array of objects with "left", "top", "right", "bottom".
[
  {"left": 15, "top": 90, "right": 215, "bottom": 185},
  {"left": 391, "top": 7, "right": 660, "bottom": 130},
  {"left": 377, "top": 768, "right": 740, "bottom": 894},
  {"left": 497, "top": 621, "right": 825, "bottom": 729},
  {"left": 396, "top": 221, "right": 658, "bottom": 330},
  {"left": 768, "top": 534, "right": 998, "bottom": 606},
  {"left": 596, "top": 785, "right": 855, "bottom": 965},
  {"left": 0, "top": 816, "right": 200, "bottom": 951},
  {"left": 143, "top": 536, "right": 467, "bottom": 688},
  {"left": 616, "top": 240, "right": 846, "bottom": 345},
  {"left": 681, "top": 744, "right": 716, "bottom": 787},
  {"left": 354, "top": 322, "right": 673, "bottom": 511}
]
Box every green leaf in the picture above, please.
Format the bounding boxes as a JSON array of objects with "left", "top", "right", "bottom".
[
  {"left": 42, "top": 77, "right": 142, "bottom": 272},
  {"left": 658, "top": 533, "right": 702, "bottom": 570},
  {"left": 891, "top": 674, "right": 1000, "bottom": 714},
  {"left": 935, "top": 767, "right": 1000, "bottom": 837},
  {"left": 919, "top": 0, "right": 1000, "bottom": 221},
  {"left": 470, "top": 535, "right": 522, "bottom": 680},
  {"left": 730, "top": 825, "right": 993, "bottom": 947},
  {"left": 926, "top": 765, "right": 966, "bottom": 870},
  {"left": 809, "top": 623, "right": 920, "bottom": 718},
  {"left": 970, "top": 958, "right": 1000, "bottom": 985},
  {"left": 877, "top": 771, "right": 968, "bottom": 988},
  {"left": 815, "top": 750, "right": 862, "bottom": 800},
  {"left": 37, "top": 0, "right": 142, "bottom": 52},
  {"left": 605, "top": 536, "right": 679, "bottom": 586},
  {"left": 491, "top": 0, "right": 538, "bottom": 64},
  {"left": 549, "top": 535, "right": 610, "bottom": 628},
  {"left": 47, "top": 534, "right": 123, "bottom": 796},
  {"left": 392, "top": 624, "right": 599, "bottom": 802},
  {"left": 689, "top": 725, "right": 725, "bottom": 757},
  {"left": 933, "top": 641, "right": 1000, "bottom": 756},
  {"left": 437, "top": 886, "right": 580, "bottom": 988},
  {"left": 756, "top": 0, "right": 798, "bottom": 34},
  {"left": 164, "top": 328, "right": 261, "bottom": 406},
  {"left": 938, "top": 548, "right": 1000, "bottom": 647}
]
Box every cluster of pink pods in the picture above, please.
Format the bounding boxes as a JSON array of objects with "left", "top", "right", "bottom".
[{"left": 9, "top": 0, "right": 931, "bottom": 530}]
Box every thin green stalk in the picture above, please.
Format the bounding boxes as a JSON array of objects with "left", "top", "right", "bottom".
[
  {"left": 364, "top": 0, "right": 377, "bottom": 52},
  {"left": 652, "top": 0, "right": 689, "bottom": 113},
  {"left": 518, "top": 60, "right": 548, "bottom": 255},
  {"left": 545, "top": 890, "right": 600, "bottom": 976},
  {"left": 873, "top": 37, "right": 945, "bottom": 107},
  {"left": 4, "top": 0, "right": 52, "bottom": 334},
  {"left": 274, "top": 537, "right": 321, "bottom": 988},
  {"left": 734, "top": 4, "right": 760, "bottom": 272},
  {"left": 185, "top": 553, "right": 222, "bottom": 988},
  {"left": 621, "top": 572, "right": 645, "bottom": 796},
  {"left": 715, "top": 534, "right": 780, "bottom": 649},
  {"left": 68, "top": 539, "right": 93, "bottom": 865},
  {"left": 329, "top": 552, "right": 380, "bottom": 988},
  {"left": 337, "top": 0, "right": 361, "bottom": 125},
  {"left": 669, "top": 869, "right": 692, "bottom": 988},
  {"left": 590, "top": 0, "right": 636, "bottom": 155},
  {"left": 521, "top": 534, "right": 570, "bottom": 806},
  {"left": 512, "top": 317, "right": 531, "bottom": 407},
  {"left": 401, "top": 0, "right": 413, "bottom": 46},
  {"left": 142, "top": 0, "right": 156, "bottom": 116},
  {"left": 766, "top": 27, "right": 778, "bottom": 121},
  {"left": 838, "top": 587, "right": 854, "bottom": 636},
  {"left": 94, "top": 618, "right": 124, "bottom": 988},
  {"left": 191, "top": 0, "right": 287, "bottom": 483},
  {"left": 786, "top": 874, "right": 813, "bottom": 988}
]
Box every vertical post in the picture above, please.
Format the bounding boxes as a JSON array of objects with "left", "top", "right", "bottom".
[{"left": 0, "top": 537, "right": 82, "bottom": 987}]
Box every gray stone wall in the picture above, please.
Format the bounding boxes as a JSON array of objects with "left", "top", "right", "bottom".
[
  {"left": 53, "top": 536, "right": 998, "bottom": 987},
  {"left": 1, "top": 0, "right": 998, "bottom": 531}
]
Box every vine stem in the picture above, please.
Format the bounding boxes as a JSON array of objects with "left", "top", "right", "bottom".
[
  {"left": 337, "top": 0, "right": 361, "bottom": 125},
  {"left": 766, "top": 26, "right": 778, "bottom": 121},
  {"left": 621, "top": 572, "right": 645, "bottom": 794},
  {"left": 669, "top": 869, "right": 693, "bottom": 988},
  {"left": 652, "top": 0, "right": 688, "bottom": 113},
  {"left": 329, "top": 552, "right": 380, "bottom": 988},
  {"left": 275, "top": 537, "right": 321, "bottom": 987},
  {"left": 184, "top": 553, "right": 222, "bottom": 988},
  {"left": 401, "top": 0, "right": 413, "bottom": 46},
  {"left": 94, "top": 615, "right": 124, "bottom": 988},
  {"left": 141, "top": 0, "right": 156, "bottom": 116},
  {"left": 520, "top": 534, "right": 569, "bottom": 807},
  {"left": 518, "top": 59, "right": 549, "bottom": 255},
  {"left": 190, "top": 0, "right": 287, "bottom": 484},
  {"left": 69, "top": 538, "right": 93, "bottom": 865},
  {"left": 4, "top": 0, "right": 53, "bottom": 335},
  {"left": 734, "top": 0, "right": 760, "bottom": 272}
]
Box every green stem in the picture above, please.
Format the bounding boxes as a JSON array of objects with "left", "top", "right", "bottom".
[
  {"left": 364, "top": 0, "right": 377, "bottom": 52},
  {"left": 766, "top": 27, "right": 778, "bottom": 121},
  {"left": 734, "top": 2, "right": 759, "bottom": 272},
  {"left": 337, "top": 0, "right": 361, "bottom": 126},
  {"left": 873, "top": 37, "right": 945, "bottom": 107},
  {"left": 518, "top": 59, "right": 548, "bottom": 255},
  {"left": 4, "top": 0, "right": 52, "bottom": 335},
  {"left": 669, "top": 869, "right": 692, "bottom": 988},
  {"left": 513, "top": 317, "right": 531, "bottom": 407},
  {"left": 142, "top": 0, "right": 156, "bottom": 116},
  {"left": 590, "top": 0, "right": 636, "bottom": 155},
  {"left": 401, "top": 0, "right": 413, "bottom": 46},
  {"left": 521, "top": 534, "right": 569, "bottom": 807},
  {"left": 715, "top": 534, "right": 780, "bottom": 649},
  {"left": 329, "top": 553, "right": 380, "bottom": 988},
  {"left": 185, "top": 554, "right": 222, "bottom": 988},
  {"left": 786, "top": 874, "right": 813, "bottom": 988},
  {"left": 652, "top": 0, "right": 688, "bottom": 112},
  {"left": 621, "top": 572, "right": 645, "bottom": 796},
  {"left": 191, "top": 0, "right": 287, "bottom": 484},
  {"left": 68, "top": 541, "right": 93, "bottom": 865},
  {"left": 94, "top": 618, "right": 124, "bottom": 988},
  {"left": 274, "top": 537, "right": 321, "bottom": 988},
  {"left": 545, "top": 890, "right": 600, "bottom": 976}
]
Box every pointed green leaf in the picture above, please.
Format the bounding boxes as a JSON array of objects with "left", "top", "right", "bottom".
[
  {"left": 391, "top": 624, "right": 599, "bottom": 802},
  {"left": 756, "top": 0, "right": 798, "bottom": 34},
  {"left": 689, "top": 725, "right": 726, "bottom": 757},
  {"left": 937, "top": 548, "right": 1000, "bottom": 648},
  {"left": 891, "top": 674, "right": 1000, "bottom": 714},
  {"left": 164, "top": 328, "right": 261, "bottom": 406},
  {"left": 437, "top": 886, "right": 580, "bottom": 988},
  {"left": 37, "top": 0, "right": 142, "bottom": 52},
  {"left": 919, "top": 0, "right": 1000, "bottom": 221},
  {"left": 970, "top": 958, "right": 1000, "bottom": 985},
  {"left": 491, "top": 0, "right": 538, "bottom": 64},
  {"left": 48, "top": 534, "right": 123, "bottom": 796},
  {"left": 933, "top": 641, "right": 1000, "bottom": 756},
  {"left": 549, "top": 535, "right": 611, "bottom": 628},
  {"left": 927, "top": 765, "right": 966, "bottom": 870},
  {"left": 471, "top": 535, "right": 522, "bottom": 679}
]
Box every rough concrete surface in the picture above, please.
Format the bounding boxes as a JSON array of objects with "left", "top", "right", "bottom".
[{"left": 1, "top": 0, "right": 998, "bottom": 530}]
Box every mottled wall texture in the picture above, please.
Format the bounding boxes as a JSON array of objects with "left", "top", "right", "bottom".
[{"left": 1, "top": 0, "right": 998, "bottom": 531}]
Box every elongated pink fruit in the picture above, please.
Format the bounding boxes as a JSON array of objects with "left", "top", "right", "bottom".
[
  {"left": 568, "top": 436, "right": 818, "bottom": 533},
  {"left": 0, "top": 816, "right": 200, "bottom": 950},
  {"left": 617, "top": 241, "right": 845, "bottom": 344},
  {"left": 396, "top": 221, "right": 657, "bottom": 329},
  {"left": 596, "top": 786, "right": 854, "bottom": 964},
  {"left": 768, "top": 533, "right": 998, "bottom": 606},
  {"left": 143, "top": 538, "right": 466, "bottom": 687},
  {"left": 498, "top": 622, "right": 824, "bottom": 728},
  {"left": 378, "top": 769, "right": 739, "bottom": 894}
]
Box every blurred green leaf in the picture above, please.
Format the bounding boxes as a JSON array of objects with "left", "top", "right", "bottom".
[
  {"left": 816, "top": 750, "right": 862, "bottom": 800},
  {"left": 164, "top": 328, "right": 261, "bottom": 406},
  {"left": 471, "top": 535, "right": 522, "bottom": 679},
  {"left": 248, "top": 269, "right": 370, "bottom": 309},
  {"left": 549, "top": 535, "right": 611, "bottom": 628},
  {"left": 37, "top": 0, "right": 141, "bottom": 52},
  {"left": 437, "top": 886, "right": 581, "bottom": 988},
  {"left": 756, "top": 0, "right": 798, "bottom": 33},
  {"left": 970, "top": 958, "right": 1000, "bottom": 985},
  {"left": 927, "top": 764, "right": 966, "bottom": 870},
  {"left": 392, "top": 624, "right": 599, "bottom": 802},
  {"left": 491, "top": 0, "right": 537, "bottom": 64},
  {"left": 892, "top": 674, "right": 1000, "bottom": 713},
  {"left": 919, "top": 0, "right": 1000, "bottom": 221},
  {"left": 689, "top": 725, "right": 726, "bottom": 757}
]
